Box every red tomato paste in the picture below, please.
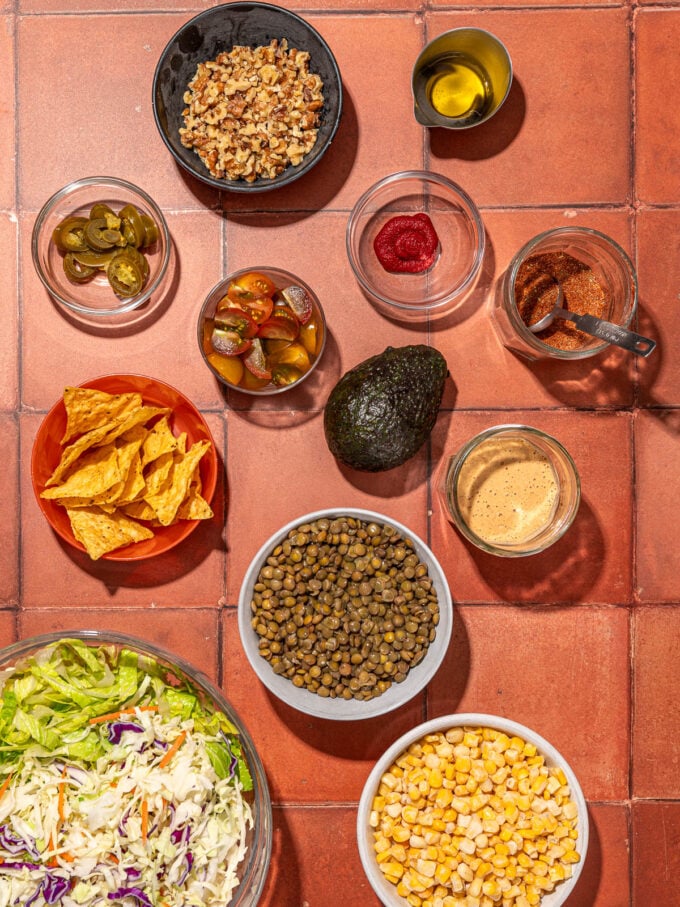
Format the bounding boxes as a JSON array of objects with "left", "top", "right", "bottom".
[{"left": 373, "top": 213, "right": 440, "bottom": 274}]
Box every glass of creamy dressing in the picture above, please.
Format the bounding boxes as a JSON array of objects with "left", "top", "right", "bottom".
[{"left": 439, "top": 425, "right": 581, "bottom": 556}]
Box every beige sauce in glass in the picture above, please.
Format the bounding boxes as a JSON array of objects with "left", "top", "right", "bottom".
[{"left": 456, "top": 437, "right": 559, "bottom": 545}]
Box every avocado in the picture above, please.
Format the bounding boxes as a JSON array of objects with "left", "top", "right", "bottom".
[{"left": 323, "top": 345, "right": 448, "bottom": 472}]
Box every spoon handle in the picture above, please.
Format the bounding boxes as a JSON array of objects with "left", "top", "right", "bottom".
[{"left": 557, "top": 311, "right": 657, "bottom": 358}]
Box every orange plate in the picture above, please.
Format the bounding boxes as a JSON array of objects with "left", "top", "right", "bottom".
[{"left": 31, "top": 374, "right": 218, "bottom": 562}]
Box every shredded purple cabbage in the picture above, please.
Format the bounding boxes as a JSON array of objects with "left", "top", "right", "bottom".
[
  {"left": 0, "top": 824, "right": 40, "bottom": 859},
  {"left": 0, "top": 860, "right": 41, "bottom": 870},
  {"left": 107, "top": 721, "right": 144, "bottom": 745},
  {"left": 220, "top": 732, "right": 239, "bottom": 781},
  {"left": 43, "top": 874, "right": 70, "bottom": 904},
  {"left": 107, "top": 887, "right": 153, "bottom": 907},
  {"left": 170, "top": 826, "right": 190, "bottom": 845},
  {"left": 176, "top": 851, "right": 193, "bottom": 886}
]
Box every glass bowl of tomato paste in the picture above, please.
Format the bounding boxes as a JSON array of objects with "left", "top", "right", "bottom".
[
  {"left": 197, "top": 267, "right": 327, "bottom": 395},
  {"left": 346, "top": 171, "right": 485, "bottom": 321}
]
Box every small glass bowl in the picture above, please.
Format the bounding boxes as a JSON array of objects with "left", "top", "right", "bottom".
[
  {"left": 358, "top": 712, "right": 588, "bottom": 907},
  {"left": 346, "top": 171, "right": 485, "bottom": 321},
  {"left": 197, "top": 267, "right": 326, "bottom": 396},
  {"left": 438, "top": 424, "right": 581, "bottom": 557},
  {"left": 0, "top": 630, "right": 272, "bottom": 906},
  {"left": 494, "top": 226, "right": 637, "bottom": 360},
  {"left": 32, "top": 176, "right": 171, "bottom": 317}
]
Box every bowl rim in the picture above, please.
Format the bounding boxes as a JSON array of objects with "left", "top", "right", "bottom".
[
  {"left": 357, "top": 711, "right": 589, "bottom": 907},
  {"left": 237, "top": 507, "right": 454, "bottom": 720},
  {"left": 503, "top": 225, "right": 639, "bottom": 360},
  {"left": 197, "top": 266, "right": 327, "bottom": 396},
  {"left": 31, "top": 176, "right": 172, "bottom": 317},
  {"left": 346, "top": 169, "right": 486, "bottom": 313},
  {"left": 151, "top": 0, "right": 343, "bottom": 194},
  {"left": 0, "top": 628, "right": 273, "bottom": 905},
  {"left": 30, "top": 373, "right": 218, "bottom": 561}
]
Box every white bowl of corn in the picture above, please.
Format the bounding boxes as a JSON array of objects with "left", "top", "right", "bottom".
[{"left": 357, "top": 713, "right": 588, "bottom": 907}]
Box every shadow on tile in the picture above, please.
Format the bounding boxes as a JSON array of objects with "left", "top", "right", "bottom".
[
  {"left": 49, "top": 243, "right": 181, "bottom": 339},
  {"left": 454, "top": 496, "right": 605, "bottom": 604},
  {"left": 569, "top": 806, "right": 603, "bottom": 907},
  {"left": 428, "top": 77, "right": 526, "bottom": 163}
]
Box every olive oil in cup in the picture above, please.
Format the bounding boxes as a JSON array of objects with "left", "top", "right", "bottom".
[{"left": 412, "top": 28, "right": 512, "bottom": 129}]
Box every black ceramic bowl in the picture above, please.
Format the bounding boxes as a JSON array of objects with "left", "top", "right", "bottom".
[{"left": 152, "top": 2, "right": 342, "bottom": 193}]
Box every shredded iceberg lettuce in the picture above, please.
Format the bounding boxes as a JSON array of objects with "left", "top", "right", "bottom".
[{"left": 0, "top": 639, "right": 254, "bottom": 907}]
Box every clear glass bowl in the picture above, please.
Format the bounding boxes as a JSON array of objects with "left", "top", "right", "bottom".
[
  {"left": 32, "top": 176, "right": 171, "bottom": 317},
  {"left": 346, "top": 170, "right": 485, "bottom": 321},
  {"left": 438, "top": 424, "right": 581, "bottom": 557},
  {"left": 197, "top": 267, "right": 327, "bottom": 396},
  {"left": 237, "top": 508, "right": 453, "bottom": 719},
  {"left": 0, "top": 630, "right": 272, "bottom": 906},
  {"left": 358, "top": 712, "right": 588, "bottom": 907},
  {"left": 494, "top": 226, "right": 638, "bottom": 360}
]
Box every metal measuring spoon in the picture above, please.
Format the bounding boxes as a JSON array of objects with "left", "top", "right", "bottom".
[{"left": 527, "top": 281, "right": 656, "bottom": 357}]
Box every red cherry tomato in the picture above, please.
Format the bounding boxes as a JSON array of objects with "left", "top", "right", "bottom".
[
  {"left": 214, "top": 307, "right": 258, "bottom": 339},
  {"left": 258, "top": 307, "right": 299, "bottom": 342},
  {"left": 243, "top": 338, "right": 271, "bottom": 379},
  {"left": 227, "top": 271, "right": 276, "bottom": 302}
]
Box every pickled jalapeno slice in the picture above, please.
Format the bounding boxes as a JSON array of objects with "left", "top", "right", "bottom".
[
  {"left": 119, "top": 204, "right": 146, "bottom": 249},
  {"left": 51, "top": 216, "right": 89, "bottom": 253},
  {"left": 63, "top": 253, "right": 97, "bottom": 283},
  {"left": 140, "top": 213, "right": 159, "bottom": 246},
  {"left": 106, "top": 252, "right": 146, "bottom": 297}
]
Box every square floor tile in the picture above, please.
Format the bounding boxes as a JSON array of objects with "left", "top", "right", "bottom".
[
  {"left": 636, "top": 208, "right": 680, "bottom": 406},
  {"left": 0, "top": 415, "right": 18, "bottom": 605},
  {"left": 423, "top": 9, "right": 631, "bottom": 207},
  {"left": 0, "top": 611, "right": 16, "bottom": 648},
  {"left": 434, "top": 207, "right": 636, "bottom": 411},
  {"left": 633, "top": 606, "right": 680, "bottom": 797},
  {"left": 635, "top": 411, "right": 680, "bottom": 602},
  {"left": 0, "top": 214, "right": 18, "bottom": 411},
  {"left": 428, "top": 604, "right": 630, "bottom": 801},
  {"left": 569, "top": 803, "right": 630, "bottom": 907},
  {"left": 430, "top": 410, "right": 634, "bottom": 605},
  {"left": 0, "top": 16, "right": 14, "bottom": 211},
  {"left": 632, "top": 801, "right": 680, "bottom": 904},
  {"left": 635, "top": 10, "right": 680, "bottom": 204}
]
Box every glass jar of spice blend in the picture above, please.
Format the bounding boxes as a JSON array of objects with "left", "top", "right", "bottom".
[{"left": 493, "top": 226, "right": 638, "bottom": 360}]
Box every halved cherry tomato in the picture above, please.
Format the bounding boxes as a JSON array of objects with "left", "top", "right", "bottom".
[
  {"left": 214, "top": 307, "right": 258, "bottom": 340},
  {"left": 258, "top": 307, "right": 299, "bottom": 342},
  {"left": 272, "top": 364, "right": 303, "bottom": 387},
  {"left": 211, "top": 325, "right": 252, "bottom": 357},
  {"left": 227, "top": 271, "right": 276, "bottom": 303},
  {"left": 274, "top": 342, "right": 310, "bottom": 373},
  {"left": 300, "top": 321, "right": 320, "bottom": 356},
  {"left": 217, "top": 292, "right": 273, "bottom": 326},
  {"left": 280, "top": 285, "right": 313, "bottom": 324},
  {"left": 239, "top": 369, "right": 271, "bottom": 391},
  {"left": 207, "top": 352, "right": 244, "bottom": 386},
  {"left": 243, "top": 338, "right": 271, "bottom": 379}
]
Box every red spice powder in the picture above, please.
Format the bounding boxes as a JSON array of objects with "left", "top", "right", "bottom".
[{"left": 514, "top": 251, "right": 609, "bottom": 351}]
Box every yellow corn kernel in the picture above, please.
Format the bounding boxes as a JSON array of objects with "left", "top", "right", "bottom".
[
  {"left": 482, "top": 878, "right": 501, "bottom": 898},
  {"left": 434, "top": 863, "right": 451, "bottom": 885},
  {"left": 392, "top": 825, "right": 411, "bottom": 844},
  {"left": 435, "top": 788, "right": 453, "bottom": 809},
  {"left": 468, "top": 878, "right": 483, "bottom": 897},
  {"left": 475, "top": 860, "right": 493, "bottom": 878},
  {"left": 498, "top": 827, "right": 513, "bottom": 842},
  {"left": 406, "top": 894, "right": 422, "bottom": 907},
  {"left": 562, "top": 849, "right": 581, "bottom": 864},
  {"left": 517, "top": 852, "right": 533, "bottom": 869},
  {"left": 458, "top": 862, "right": 474, "bottom": 883},
  {"left": 429, "top": 769, "right": 443, "bottom": 789},
  {"left": 380, "top": 861, "right": 405, "bottom": 880}
]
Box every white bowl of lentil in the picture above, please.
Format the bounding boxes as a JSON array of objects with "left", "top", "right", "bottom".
[
  {"left": 358, "top": 714, "right": 588, "bottom": 907},
  {"left": 237, "top": 509, "right": 453, "bottom": 720}
]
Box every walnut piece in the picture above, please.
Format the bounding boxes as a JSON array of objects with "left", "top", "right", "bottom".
[{"left": 179, "top": 38, "right": 325, "bottom": 183}]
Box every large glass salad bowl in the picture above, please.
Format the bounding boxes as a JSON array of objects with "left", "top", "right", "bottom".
[{"left": 0, "top": 630, "right": 272, "bottom": 907}]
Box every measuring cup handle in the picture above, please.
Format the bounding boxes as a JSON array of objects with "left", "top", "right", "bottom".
[{"left": 575, "top": 314, "right": 657, "bottom": 357}]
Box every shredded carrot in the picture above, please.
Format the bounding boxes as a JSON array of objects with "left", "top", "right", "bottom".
[
  {"left": 58, "top": 766, "right": 67, "bottom": 821},
  {"left": 88, "top": 706, "right": 158, "bottom": 725},
  {"left": 0, "top": 773, "right": 13, "bottom": 800},
  {"left": 61, "top": 851, "right": 76, "bottom": 863},
  {"left": 47, "top": 833, "right": 58, "bottom": 868},
  {"left": 159, "top": 730, "right": 187, "bottom": 768},
  {"left": 141, "top": 798, "right": 149, "bottom": 842}
]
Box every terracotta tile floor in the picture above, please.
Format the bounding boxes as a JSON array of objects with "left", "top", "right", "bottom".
[{"left": 2, "top": 1, "right": 679, "bottom": 904}]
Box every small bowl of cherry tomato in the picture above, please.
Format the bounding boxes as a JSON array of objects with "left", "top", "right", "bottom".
[
  {"left": 197, "top": 267, "right": 327, "bottom": 395},
  {"left": 32, "top": 176, "right": 171, "bottom": 318}
]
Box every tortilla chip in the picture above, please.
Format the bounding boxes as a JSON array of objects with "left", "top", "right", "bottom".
[
  {"left": 61, "top": 386, "right": 143, "bottom": 444},
  {"left": 177, "top": 487, "right": 214, "bottom": 521},
  {"left": 121, "top": 500, "right": 158, "bottom": 522},
  {"left": 41, "top": 443, "right": 121, "bottom": 500},
  {"left": 111, "top": 452, "right": 146, "bottom": 506},
  {"left": 143, "top": 451, "right": 175, "bottom": 498},
  {"left": 141, "top": 415, "right": 178, "bottom": 466},
  {"left": 96, "top": 405, "right": 170, "bottom": 448},
  {"left": 145, "top": 440, "right": 210, "bottom": 526},
  {"left": 46, "top": 420, "right": 124, "bottom": 487},
  {"left": 66, "top": 506, "right": 154, "bottom": 560}
]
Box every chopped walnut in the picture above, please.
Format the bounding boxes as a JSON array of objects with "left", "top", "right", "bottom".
[{"left": 179, "top": 38, "right": 324, "bottom": 183}]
